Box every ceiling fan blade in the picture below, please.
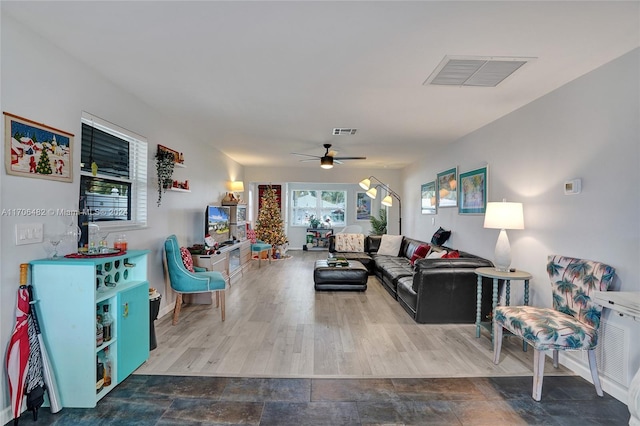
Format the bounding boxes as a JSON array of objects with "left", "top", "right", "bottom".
[
  {"left": 291, "top": 152, "right": 321, "bottom": 158},
  {"left": 299, "top": 158, "right": 319, "bottom": 162},
  {"left": 333, "top": 156, "right": 367, "bottom": 160},
  {"left": 327, "top": 150, "right": 339, "bottom": 157}
]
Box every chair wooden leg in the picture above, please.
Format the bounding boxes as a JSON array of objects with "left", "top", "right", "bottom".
[
  {"left": 553, "top": 350, "right": 559, "bottom": 368},
  {"left": 532, "top": 349, "right": 546, "bottom": 401},
  {"left": 219, "top": 290, "right": 225, "bottom": 321},
  {"left": 172, "top": 293, "right": 183, "bottom": 325},
  {"left": 215, "top": 291, "right": 220, "bottom": 308},
  {"left": 588, "top": 349, "right": 604, "bottom": 397},
  {"left": 493, "top": 322, "right": 503, "bottom": 364}
]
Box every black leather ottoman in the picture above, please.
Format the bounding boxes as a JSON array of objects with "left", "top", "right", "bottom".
[{"left": 314, "top": 260, "right": 368, "bottom": 291}]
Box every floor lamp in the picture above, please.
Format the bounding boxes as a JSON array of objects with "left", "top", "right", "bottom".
[{"left": 359, "top": 176, "right": 402, "bottom": 235}]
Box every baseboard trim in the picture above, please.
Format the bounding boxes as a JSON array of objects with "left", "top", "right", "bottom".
[{"left": 559, "top": 352, "right": 630, "bottom": 405}]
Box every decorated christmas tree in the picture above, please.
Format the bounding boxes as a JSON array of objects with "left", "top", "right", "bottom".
[
  {"left": 36, "top": 150, "right": 53, "bottom": 175},
  {"left": 256, "top": 186, "right": 287, "bottom": 246}
]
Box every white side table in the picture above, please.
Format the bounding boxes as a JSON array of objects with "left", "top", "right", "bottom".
[{"left": 593, "top": 291, "right": 640, "bottom": 426}]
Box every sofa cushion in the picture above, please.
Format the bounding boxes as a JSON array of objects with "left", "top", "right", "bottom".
[
  {"left": 335, "top": 233, "right": 365, "bottom": 252},
  {"left": 410, "top": 244, "right": 431, "bottom": 265},
  {"left": 431, "top": 227, "right": 451, "bottom": 246},
  {"left": 377, "top": 234, "right": 403, "bottom": 256},
  {"left": 426, "top": 250, "right": 446, "bottom": 259},
  {"left": 442, "top": 250, "right": 460, "bottom": 259}
]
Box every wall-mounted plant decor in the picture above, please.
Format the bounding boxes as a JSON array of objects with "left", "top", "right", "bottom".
[{"left": 155, "top": 146, "right": 175, "bottom": 206}]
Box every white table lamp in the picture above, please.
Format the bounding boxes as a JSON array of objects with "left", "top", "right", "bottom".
[{"left": 484, "top": 200, "right": 524, "bottom": 272}]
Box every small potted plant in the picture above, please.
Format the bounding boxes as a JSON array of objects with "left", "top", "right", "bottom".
[{"left": 309, "top": 216, "right": 321, "bottom": 229}]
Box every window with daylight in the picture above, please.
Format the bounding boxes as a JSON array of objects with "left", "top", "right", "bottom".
[
  {"left": 291, "top": 190, "right": 346, "bottom": 227},
  {"left": 78, "top": 112, "right": 148, "bottom": 242}
]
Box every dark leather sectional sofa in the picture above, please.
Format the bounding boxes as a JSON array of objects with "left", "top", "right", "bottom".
[{"left": 329, "top": 235, "right": 496, "bottom": 324}]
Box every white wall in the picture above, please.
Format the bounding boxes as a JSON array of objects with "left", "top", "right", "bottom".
[
  {"left": 0, "top": 13, "right": 245, "bottom": 420},
  {"left": 244, "top": 167, "right": 403, "bottom": 244},
  {"left": 403, "top": 48, "right": 640, "bottom": 402}
]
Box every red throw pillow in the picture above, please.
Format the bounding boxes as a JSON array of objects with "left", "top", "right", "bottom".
[
  {"left": 180, "top": 247, "right": 195, "bottom": 272},
  {"left": 442, "top": 250, "right": 460, "bottom": 259},
  {"left": 410, "top": 244, "right": 431, "bottom": 265}
]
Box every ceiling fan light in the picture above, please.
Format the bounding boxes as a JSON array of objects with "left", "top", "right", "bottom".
[
  {"left": 359, "top": 178, "right": 371, "bottom": 190},
  {"left": 366, "top": 187, "right": 377, "bottom": 199},
  {"left": 381, "top": 195, "right": 393, "bottom": 207},
  {"left": 320, "top": 156, "right": 333, "bottom": 169}
]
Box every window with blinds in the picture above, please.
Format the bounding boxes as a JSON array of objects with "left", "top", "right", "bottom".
[{"left": 78, "top": 112, "right": 147, "bottom": 243}]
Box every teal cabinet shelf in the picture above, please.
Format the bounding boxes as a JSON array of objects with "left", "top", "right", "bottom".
[{"left": 30, "top": 250, "right": 150, "bottom": 408}]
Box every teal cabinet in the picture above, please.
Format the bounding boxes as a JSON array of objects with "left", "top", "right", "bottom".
[
  {"left": 30, "top": 250, "right": 149, "bottom": 408},
  {"left": 117, "top": 283, "right": 149, "bottom": 382}
]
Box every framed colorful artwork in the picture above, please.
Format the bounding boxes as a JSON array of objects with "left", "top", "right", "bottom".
[
  {"left": 459, "top": 166, "right": 488, "bottom": 215},
  {"left": 4, "top": 112, "right": 74, "bottom": 182},
  {"left": 421, "top": 181, "right": 437, "bottom": 215},
  {"left": 356, "top": 191, "right": 372, "bottom": 220},
  {"left": 436, "top": 167, "right": 458, "bottom": 208}
]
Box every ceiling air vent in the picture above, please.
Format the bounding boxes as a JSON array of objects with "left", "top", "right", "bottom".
[
  {"left": 333, "top": 128, "right": 357, "bottom": 136},
  {"left": 423, "top": 55, "right": 535, "bottom": 87}
]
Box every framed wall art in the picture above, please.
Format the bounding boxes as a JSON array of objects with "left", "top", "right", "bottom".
[
  {"left": 459, "top": 166, "right": 488, "bottom": 215},
  {"left": 421, "top": 181, "right": 437, "bottom": 215},
  {"left": 356, "top": 191, "right": 372, "bottom": 220},
  {"left": 5, "top": 112, "right": 74, "bottom": 182},
  {"left": 436, "top": 167, "right": 458, "bottom": 208}
]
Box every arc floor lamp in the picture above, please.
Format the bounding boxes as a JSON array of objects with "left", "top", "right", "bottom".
[{"left": 359, "top": 176, "right": 402, "bottom": 235}]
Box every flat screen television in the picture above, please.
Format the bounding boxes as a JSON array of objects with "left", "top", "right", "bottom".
[{"left": 205, "top": 205, "right": 231, "bottom": 246}]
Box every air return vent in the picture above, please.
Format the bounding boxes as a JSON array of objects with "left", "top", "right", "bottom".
[
  {"left": 423, "top": 55, "right": 535, "bottom": 87},
  {"left": 333, "top": 128, "right": 357, "bottom": 136}
]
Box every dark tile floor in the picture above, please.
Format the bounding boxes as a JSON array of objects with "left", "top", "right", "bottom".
[{"left": 8, "top": 375, "right": 630, "bottom": 425}]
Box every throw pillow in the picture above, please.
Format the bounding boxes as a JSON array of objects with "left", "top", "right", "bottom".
[
  {"left": 431, "top": 227, "right": 451, "bottom": 246},
  {"left": 335, "top": 233, "right": 365, "bottom": 252},
  {"left": 247, "top": 229, "right": 257, "bottom": 244},
  {"left": 180, "top": 247, "right": 195, "bottom": 272},
  {"left": 426, "top": 250, "right": 446, "bottom": 259},
  {"left": 410, "top": 243, "right": 431, "bottom": 266},
  {"left": 377, "top": 234, "right": 403, "bottom": 256},
  {"left": 442, "top": 250, "right": 460, "bottom": 259}
]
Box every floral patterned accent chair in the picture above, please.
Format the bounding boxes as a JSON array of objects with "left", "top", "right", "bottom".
[{"left": 493, "top": 255, "right": 615, "bottom": 401}]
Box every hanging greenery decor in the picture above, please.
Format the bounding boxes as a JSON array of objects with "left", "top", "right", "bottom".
[{"left": 155, "top": 149, "right": 175, "bottom": 206}]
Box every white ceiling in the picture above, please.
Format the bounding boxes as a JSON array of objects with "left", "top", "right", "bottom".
[{"left": 3, "top": 1, "right": 639, "bottom": 169}]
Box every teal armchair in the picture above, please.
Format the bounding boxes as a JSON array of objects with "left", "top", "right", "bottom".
[{"left": 164, "top": 235, "right": 226, "bottom": 325}]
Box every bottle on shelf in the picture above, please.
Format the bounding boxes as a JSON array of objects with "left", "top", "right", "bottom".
[
  {"left": 96, "top": 356, "right": 104, "bottom": 394},
  {"left": 102, "top": 348, "right": 112, "bottom": 387},
  {"left": 102, "top": 305, "right": 113, "bottom": 342},
  {"left": 96, "top": 314, "right": 103, "bottom": 347}
]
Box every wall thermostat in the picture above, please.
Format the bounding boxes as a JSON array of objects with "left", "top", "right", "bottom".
[{"left": 564, "top": 179, "right": 581, "bottom": 195}]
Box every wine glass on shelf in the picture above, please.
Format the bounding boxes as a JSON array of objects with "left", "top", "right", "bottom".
[
  {"left": 65, "top": 215, "right": 82, "bottom": 244},
  {"left": 45, "top": 233, "right": 65, "bottom": 259}
]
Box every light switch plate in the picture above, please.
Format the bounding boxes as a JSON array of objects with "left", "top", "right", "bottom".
[{"left": 15, "top": 223, "right": 44, "bottom": 245}]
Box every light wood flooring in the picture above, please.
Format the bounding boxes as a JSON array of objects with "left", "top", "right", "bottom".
[{"left": 136, "top": 250, "right": 572, "bottom": 379}]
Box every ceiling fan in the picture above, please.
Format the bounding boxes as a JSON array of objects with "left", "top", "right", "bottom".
[{"left": 291, "top": 143, "right": 367, "bottom": 169}]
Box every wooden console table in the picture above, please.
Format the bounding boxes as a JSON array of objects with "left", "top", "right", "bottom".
[
  {"left": 474, "top": 267, "right": 532, "bottom": 350},
  {"left": 593, "top": 291, "right": 640, "bottom": 425}
]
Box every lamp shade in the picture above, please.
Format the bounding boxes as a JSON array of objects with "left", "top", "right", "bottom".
[
  {"left": 366, "top": 187, "right": 377, "bottom": 199},
  {"left": 484, "top": 202, "right": 524, "bottom": 230},
  {"left": 229, "top": 181, "right": 244, "bottom": 192},
  {"left": 381, "top": 195, "right": 393, "bottom": 207},
  {"left": 359, "top": 178, "right": 371, "bottom": 190},
  {"left": 320, "top": 156, "right": 333, "bottom": 169}
]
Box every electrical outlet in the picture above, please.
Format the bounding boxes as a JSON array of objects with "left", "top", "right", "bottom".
[
  {"left": 15, "top": 223, "right": 44, "bottom": 245},
  {"left": 431, "top": 217, "right": 435, "bottom": 226}
]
